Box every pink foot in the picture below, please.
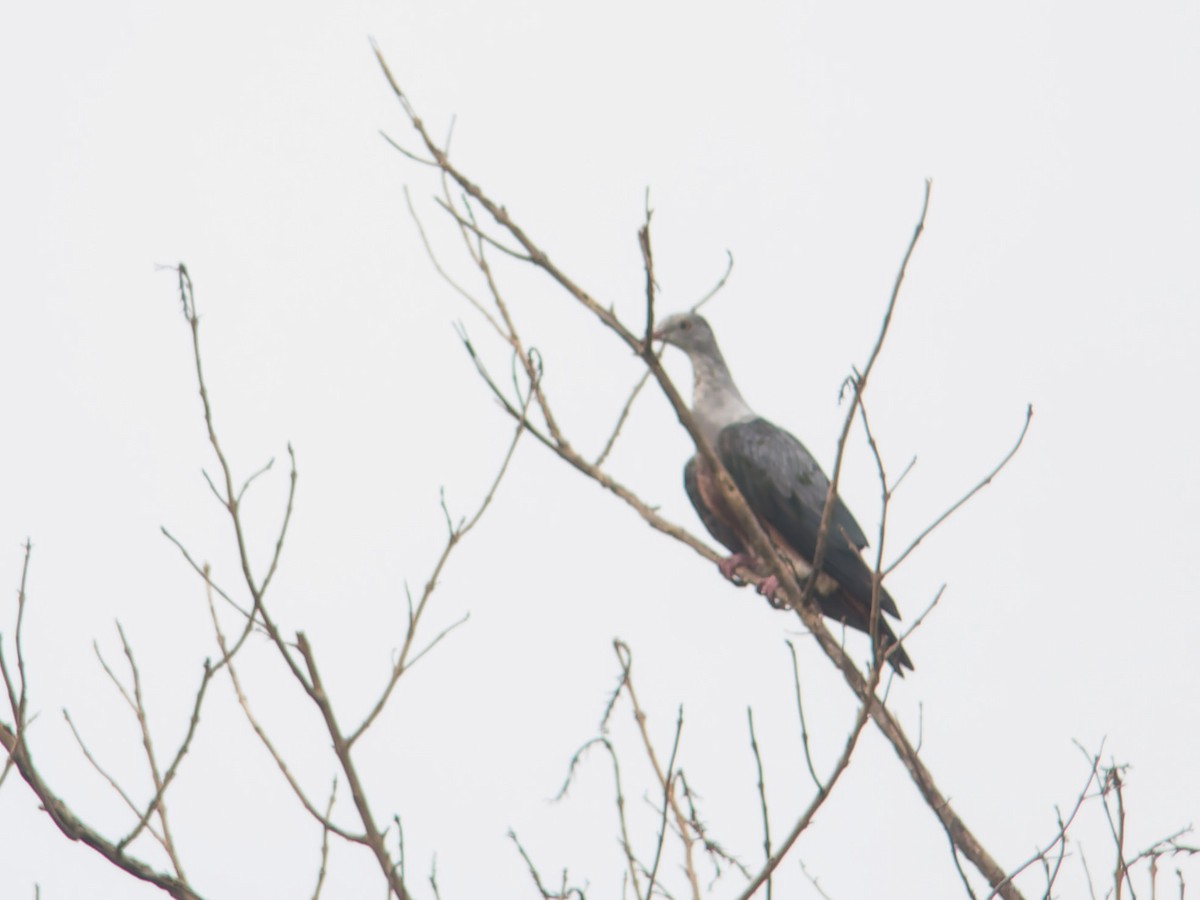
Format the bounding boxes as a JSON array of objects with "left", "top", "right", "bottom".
[
  {"left": 717, "top": 553, "right": 751, "bottom": 582},
  {"left": 756, "top": 574, "right": 780, "bottom": 603}
]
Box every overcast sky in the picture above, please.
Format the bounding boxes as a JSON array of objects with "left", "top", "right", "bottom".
[{"left": 2, "top": 2, "right": 1198, "bottom": 898}]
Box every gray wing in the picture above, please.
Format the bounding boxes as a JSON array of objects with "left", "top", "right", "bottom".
[
  {"left": 717, "top": 417, "right": 900, "bottom": 619},
  {"left": 684, "top": 456, "right": 745, "bottom": 555}
]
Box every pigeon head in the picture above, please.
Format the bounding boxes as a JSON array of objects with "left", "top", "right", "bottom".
[{"left": 652, "top": 313, "right": 719, "bottom": 359}]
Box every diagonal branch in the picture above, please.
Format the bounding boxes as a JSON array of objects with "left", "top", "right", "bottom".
[
  {"left": 1, "top": 546, "right": 204, "bottom": 900},
  {"left": 736, "top": 654, "right": 887, "bottom": 900},
  {"left": 346, "top": 342, "right": 536, "bottom": 746},
  {"left": 0, "top": 722, "right": 205, "bottom": 900},
  {"left": 376, "top": 59, "right": 1031, "bottom": 898}
]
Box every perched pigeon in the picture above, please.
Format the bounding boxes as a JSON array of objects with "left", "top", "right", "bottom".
[{"left": 654, "top": 312, "right": 913, "bottom": 673}]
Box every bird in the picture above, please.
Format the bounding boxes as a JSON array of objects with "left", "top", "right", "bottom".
[{"left": 653, "top": 312, "right": 913, "bottom": 673}]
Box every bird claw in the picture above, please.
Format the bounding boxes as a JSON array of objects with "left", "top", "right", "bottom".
[
  {"left": 756, "top": 575, "right": 788, "bottom": 608},
  {"left": 717, "top": 553, "right": 750, "bottom": 584}
]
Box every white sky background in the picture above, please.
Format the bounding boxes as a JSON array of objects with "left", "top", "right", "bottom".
[{"left": 2, "top": 1, "right": 1198, "bottom": 897}]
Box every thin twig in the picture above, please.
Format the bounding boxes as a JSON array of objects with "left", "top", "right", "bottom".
[
  {"left": 458, "top": 328, "right": 719, "bottom": 563},
  {"left": 986, "top": 745, "right": 1104, "bottom": 898},
  {"left": 644, "top": 707, "right": 685, "bottom": 900},
  {"left": 173, "top": 265, "right": 311, "bottom": 691},
  {"left": 434, "top": 196, "right": 534, "bottom": 262},
  {"left": 555, "top": 736, "right": 643, "bottom": 900},
  {"left": 594, "top": 368, "right": 655, "bottom": 468},
  {"left": 747, "top": 708, "right": 773, "bottom": 900},
  {"left": 118, "top": 655, "right": 218, "bottom": 853},
  {"left": 62, "top": 710, "right": 171, "bottom": 851},
  {"left": 206, "top": 587, "right": 363, "bottom": 843},
  {"left": 798, "top": 860, "right": 836, "bottom": 900},
  {"left": 346, "top": 353, "right": 535, "bottom": 745},
  {"left": 160, "top": 528, "right": 253, "bottom": 620},
  {"left": 691, "top": 251, "right": 734, "bottom": 312},
  {"left": 674, "top": 769, "right": 752, "bottom": 884},
  {"left": 735, "top": 656, "right": 885, "bottom": 900},
  {"left": 296, "top": 632, "right": 411, "bottom": 899},
  {"left": 639, "top": 195, "right": 657, "bottom": 350},
  {"left": 0, "top": 547, "right": 204, "bottom": 900},
  {"left": 593, "top": 245, "right": 731, "bottom": 468},
  {"left": 0, "top": 539, "right": 35, "bottom": 792},
  {"left": 379, "top": 130, "right": 439, "bottom": 167},
  {"left": 114, "top": 623, "right": 187, "bottom": 879},
  {"left": 785, "top": 641, "right": 824, "bottom": 792},
  {"left": 404, "top": 187, "right": 506, "bottom": 340},
  {"left": 509, "top": 830, "right": 586, "bottom": 900},
  {"left": 311, "top": 778, "right": 339, "bottom": 900},
  {"left": 886, "top": 405, "right": 1033, "bottom": 576},
  {"left": 0, "top": 720, "right": 206, "bottom": 899},
  {"left": 613, "top": 641, "right": 701, "bottom": 900}
]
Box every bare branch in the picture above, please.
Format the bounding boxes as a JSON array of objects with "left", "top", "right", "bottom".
[
  {"left": 311, "top": 778, "right": 339, "bottom": 900},
  {"left": 115, "top": 654, "right": 215, "bottom": 852},
  {"left": 986, "top": 745, "right": 1105, "bottom": 898},
  {"left": 259, "top": 443, "right": 298, "bottom": 597},
  {"left": 509, "top": 830, "right": 586, "bottom": 900},
  {"left": 235, "top": 456, "right": 275, "bottom": 505},
  {"left": 746, "top": 707, "right": 773, "bottom": 900},
  {"left": 206, "top": 587, "right": 364, "bottom": 844},
  {"left": 62, "top": 710, "right": 170, "bottom": 852},
  {"left": 613, "top": 640, "right": 701, "bottom": 900},
  {"left": 554, "top": 736, "right": 643, "bottom": 900},
  {"left": 593, "top": 243, "right": 730, "bottom": 469},
  {"left": 0, "top": 548, "right": 204, "bottom": 900},
  {"left": 785, "top": 641, "right": 824, "bottom": 792},
  {"left": 13, "top": 538, "right": 31, "bottom": 724},
  {"left": 404, "top": 187, "right": 506, "bottom": 340},
  {"left": 379, "top": 130, "right": 439, "bottom": 167},
  {"left": 593, "top": 367, "right": 655, "bottom": 468},
  {"left": 294, "top": 632, "right": 411, "bottom": 899},
  {"left": 113, "top": 623, "right": 187, "bottom": 877},
  {"left": 160, "top": 528, "right": 253, "bottom": 620},
  {"left": 886, "top": 404, "right": 1033, "bottom": 576},
  {"left": 675, "top": 769, "right": 752, "bottom": 884},
  {"left": 0, "top": 720, "right": 206, "bottom": 900},
  {"left": 434, "top": 196, "right": 534, "bottom": 262},
  {"left": 644, "top": 706, "right": 685, "bottom": 900},
  {"left": 347, "top": 348, "right": 534, "bottom": 746},
  {"left": 737, "top": 656, "right": 885, "bottom": 900},
  {"left": 457, "top": 326, "right": 719, "bottom": 564},
  {"left": 374, "top": 46, "right": 640, "bottom": 351},
  {"left": 691, "top": 250, "right": 734, "bottom": 313},
  {"left": 0, "top": 538, "right": 35, "bottom": 793},
  {"left": 639, "top": 195, "right": 657, "bottom": 350},
  {"left": 798, "top": 860, "right": 837, "bottom": 900},
  {"left": 376, "top": 67, "right": 1029, "bottom": 897}
]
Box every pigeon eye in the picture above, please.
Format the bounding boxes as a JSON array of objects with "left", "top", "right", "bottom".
[{"left": 680, "top": 320, "right": 692, "bottom": 331}]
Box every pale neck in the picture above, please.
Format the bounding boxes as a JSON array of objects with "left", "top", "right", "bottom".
[{"left": 688, "top": 347, "right": 755, "bottom": 446}]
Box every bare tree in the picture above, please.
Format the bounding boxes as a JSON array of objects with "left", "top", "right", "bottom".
[{"left": 2, "top": 46, "right": 1196, "bottom": 900}]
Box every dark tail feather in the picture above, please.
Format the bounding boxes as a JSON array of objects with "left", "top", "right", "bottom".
[
  {"left": 818, "top": 587, "right": 915, "bottom": 675},
  {"left": 878, "top": 620, "right": 914, "bottom": 675}
]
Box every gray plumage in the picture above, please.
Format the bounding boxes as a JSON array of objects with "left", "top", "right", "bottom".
[{"left": 655, "top": 312, "right": 913, "bottom": 672}]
